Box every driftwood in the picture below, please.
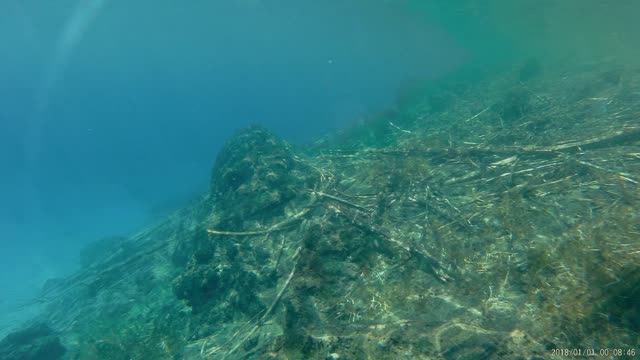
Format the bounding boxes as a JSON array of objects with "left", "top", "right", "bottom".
[{"left": 320, "top": 126, "right": 640, "bottom": 160}]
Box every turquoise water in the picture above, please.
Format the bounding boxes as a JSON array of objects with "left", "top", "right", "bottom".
[{"left": 1, "top": 1, "right": 639, "bottom": 358}]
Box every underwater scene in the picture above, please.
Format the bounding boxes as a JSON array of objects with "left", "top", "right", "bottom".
[{"left": 1, "top": 1, "right": 639, "bottom": 359}]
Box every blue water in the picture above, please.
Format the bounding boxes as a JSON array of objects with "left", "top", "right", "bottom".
[{"left": 0, "top": 0, "right": 464, "bottom": 333}]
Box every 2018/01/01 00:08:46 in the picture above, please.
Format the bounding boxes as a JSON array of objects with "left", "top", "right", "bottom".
[{"left": 550, "top": 348, "right": 636, "bottom": 357}]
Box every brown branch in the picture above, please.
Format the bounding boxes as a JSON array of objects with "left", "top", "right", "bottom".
[
  {"left": 207, "top": 208, "right": 311, "bottom": 236},
  {"left": 221, "top": 247, "right": 302, "bottom": 359},
  {"left": 320, "top": 127, "right": 640, "bottom": 160}
]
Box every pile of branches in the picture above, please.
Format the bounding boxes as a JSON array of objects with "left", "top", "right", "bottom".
[{"left": 194, "top": 60, "right": 640, "bottom": 359}]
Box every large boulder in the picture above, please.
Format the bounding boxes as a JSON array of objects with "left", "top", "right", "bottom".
[{"left": 209, "top": 125, "right": 314, "bottom": 230}]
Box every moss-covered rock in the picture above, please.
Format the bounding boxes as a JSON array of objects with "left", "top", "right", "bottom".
[
  {"left": 209, "top": 125, "right": 314, "bottom": 230},
  {"left": 0, "top": 323, "right": 65, "bottom": 360}
]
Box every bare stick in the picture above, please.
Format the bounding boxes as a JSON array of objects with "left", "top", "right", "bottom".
[
  {"left": 464, "top": 106, "right": 490, "bottom": 122},
  {"left": 207, "top": 209, "right": 310, "bottom": 236},
  {"left": 221, "top": 247, "right": 302, "bottom": 359},
  {"left": 273, "top": 235, "right": 287, "bottom": 274},
  {"left": 310, "top": 190, "right": 371, "bottom": 213}
]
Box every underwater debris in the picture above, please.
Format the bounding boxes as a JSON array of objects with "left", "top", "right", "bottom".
[{"left": 23, "top": 60, "right": 640, "bottom": 359}]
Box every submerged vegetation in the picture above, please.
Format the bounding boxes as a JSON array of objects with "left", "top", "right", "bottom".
[{"left": 4, "top": 59, "right": 640, "bottom": 359}]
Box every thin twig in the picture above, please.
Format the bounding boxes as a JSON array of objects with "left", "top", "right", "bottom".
[
  {"left": 310, "top": 190, "right": 371, "bottom": 213},
  {"left": 221, "top": 247, "right": 302, "bottom": 359},
  {"left": 207, "top": 208, "right": 311, "bottom": 236}
]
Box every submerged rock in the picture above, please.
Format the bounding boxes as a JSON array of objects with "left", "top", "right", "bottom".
[
  {"left": 209, "top": 125, "right": 315, "bottom": 230},
  {"left": 0, "top": 323, "right": 65, "bottom": 360}
]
